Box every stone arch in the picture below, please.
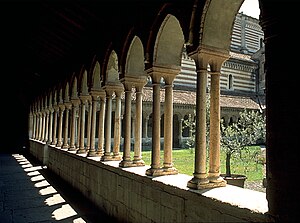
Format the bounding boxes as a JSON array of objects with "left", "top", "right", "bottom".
[
  {"left": 90, "top": 61, "right": 102, "bottom": 91},
  {"left": 79, "top": 68, "right": 89, "bottom": 97},
  {"left": 63, "top": 81, "right": 70, "bottom": 103},
  {"left": 199, "top": 0, "right": 243, "bottom": 51},
  {"left": 105, "top": 50, "right": 120, "bottom": 84},
  {"left": 125, "top": 36, "right": 145, "bottom": 77},
  {"left": 70, "top": 74, "right": 79, "bottom": 100},
  {"left": 153, "top": 14, "right": 185, "bottom": 68}
]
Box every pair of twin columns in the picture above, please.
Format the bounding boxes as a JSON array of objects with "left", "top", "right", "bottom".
[{"left": 144, "top": 48, "right": 229, "bottom": 190}]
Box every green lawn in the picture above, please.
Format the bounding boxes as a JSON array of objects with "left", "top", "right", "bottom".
[{"left": 136, "top": 146, "right": 264, "bottom": 182}]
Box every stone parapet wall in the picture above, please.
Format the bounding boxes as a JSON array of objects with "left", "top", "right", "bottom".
[{"left": 29, "top": 140, "right": 271, "bottom": 222}]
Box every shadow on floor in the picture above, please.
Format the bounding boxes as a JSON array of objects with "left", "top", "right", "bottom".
[{"left": 0, "top": 151, "right": 120, "bottom": 223}]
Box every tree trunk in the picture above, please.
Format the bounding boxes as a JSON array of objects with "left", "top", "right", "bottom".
[{"left": 226, "top": 152, "right": 231, "bottom": 176}]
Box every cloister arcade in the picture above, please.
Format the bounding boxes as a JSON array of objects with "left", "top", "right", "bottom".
[
  {"left": 29, "top": 9, "right": 231, "bottom": 188},
  {"left": 4, "top": 0, "right": 297, "bottom": 221}
]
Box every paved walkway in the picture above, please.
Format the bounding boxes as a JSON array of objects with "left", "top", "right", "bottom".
[{"left": 0, "top": 152, "right": 119, "bottom": 223}]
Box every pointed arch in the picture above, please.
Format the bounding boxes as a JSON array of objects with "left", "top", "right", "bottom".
[
  {"left": 70, "top": 74, "right": 79, "bottom": 100},
  {"left": 105, "top": 50, "right": 120, "bottom": 84},
  {"left": 64, "top": 82, "right": 70, "bottom": 102},
  {"left": 80, "top": 69, "right": 89, "bottom": 96},
  {"left": 91, "top": 61, "right": 102, "bottom": 90},
  {"left": 200, "top": 0, "right": 244, "bottom": 50},
  {"left": 125, "top": 36, "right": 145, "bottom": 77},
  {"left": 153, "top": 14, "right": 185, "bottom": 67}
]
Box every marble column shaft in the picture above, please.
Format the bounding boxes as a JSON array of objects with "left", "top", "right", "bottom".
[
  {"left": 113, "top": 91, "right": 122, "bottom": 159},
  {"left": 163, "top": 82, "right": 174, "bottom": 169},
  {"left": 208, "top": 71, "right": 222, "bottom": 182},
  {"left": 56, "top": 106, "right": 65, "bottom": 147},
  {"left": 133, "top": 87, "right": 144, "bottom": 165},
  {"left": 47, "top": 109, "right": 53, "bottom": 144},
  {"left": 51, "top": 107, "right": 58, "bottom": 145},
  {"left": 97, "top": 96, "right": 106, "bottom": 156},
  {"left": 86, "top": 100, "right": 92, "bottom": 151},
  {"left": 88, "top": 96, "right": 99, "bottom": 156},
  {"left": 62, "top": 105, "right": 71, "bottom": 149},
  {"left": 69, "top": 101, "right": 79, "bottom": 151},
  {"left": 120, "top": 88, "right": 132, "bottom": 166},
  {"left": 102, "top": 91, "right": 113, "bottom": 160},
  {"left": 77, "top": 100, "right": 87, "bottom": 153}
]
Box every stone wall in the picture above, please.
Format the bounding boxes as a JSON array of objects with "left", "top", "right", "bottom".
[{"left": 29, "top": 140, "right": 271, "bottom": 222}]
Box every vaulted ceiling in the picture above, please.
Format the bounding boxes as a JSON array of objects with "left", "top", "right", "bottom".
[{"left": 3, "top": 0, "right": 190, "bottom": 100}]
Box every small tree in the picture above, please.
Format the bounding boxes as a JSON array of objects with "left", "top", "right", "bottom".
[
  {"left": 183, "top": 104, "right": 266, "bottom": 177},
  {"left": 220, "top": 109, "right": 266, "bottom": 177}
]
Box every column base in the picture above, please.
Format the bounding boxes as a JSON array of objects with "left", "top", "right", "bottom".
[
  {"left": 101, "top": 154, "right": 113, "bottom": 161},
  {"left": 146, "top": 167, "right": 178, "bottom": 176},
  {"left": 132, "top": 159, "right": 145, "bottom": 166},
  {"left": 112, "top": 154, "right": 122, "bottom": 161},
  {"left": 96, "top": 149, "right": 104, "bottom": 157},
  {"left": 162, "top": 166, "right": 178, "bottom": 175},
  {"left": 68, "top": 146, "right": 77, "bottom": 151},
  {"left": 76, "top": 148, "right": 86, "bottom": 154},
  {"left": 187, "top": 176, "right": 226, "bottom": 190},
  {"left": 62, "top": 145, "right": 69, "bottom": 149},
  {"left": 119, "top": 159, "right": 145, "bottom": 167},
  {"left": 146, "top": 167, "right": 164, "bottom": 176},
  {"left": 87, "top": 150, "right": 97, "bottom": 157},
  {"left": 101, "top": 154, "right": 121, "bottom": 161},
  {"left": 119, "top": 160, "right": 133, "bottom": 167},
  {"left": 208, "top": 174, "right": 227, "bottom": 184}
]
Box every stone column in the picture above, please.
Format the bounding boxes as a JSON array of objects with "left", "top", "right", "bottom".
[
  {"left": 208, "top": 58, "right": 227, "bottom": 186},
  {"left": 133, "top": 84, "right": 146, "bottom": 166},
  {"left": 76, "top": 105, "right": 81, "bottom": 150},
  {"left": 119, "top": 83, "right": 133, "bottom": 167},
  {"left": 35, "top": 112, "right": 38, "bottom": 139},
  {"left": 77, "top": 98, "right": 88, "bottom": 154},
  {"left": 112, "top": 90, "right": 122, "bottom": 160},
  {"left": 187, "top": 54, "right": 210, "bottom": 189},
  {"left": 162, "top": 78, "right": 178, "bottom": 174},
  {"left": 32, "top": 105, "right": 37, "bottom": 139},
  {"left": 146, "top": 72, "right": 162, "bottom": 176},
  {"left": 102, "top": 89, "right": 114, "bottom": 160},
  {"left": 35, "top": 101, "right": 40, "bottom": 140},
  {"left": 62, "top": 103, "right": 71, "bottom": 149},
  {"left": 41, "top": 110, "right": 46, "bottom": 142},
  {"left": 51, "top": 106, "right": 58, "bottom": 145},
  {"left": 47, "top": 104, "right": 54, "bottom": 144},
  {"left": 96, "top": 94, "right": 106, "bottom": 156},
  {"left": 69, "top": 100, "right": 80, "bottom": 151},
  {"left": 44, "top": 110, "right": 49, "bottom": 143},
  {"left": 38, "top": 108, "right": 43, "bottom": 141},
  {"left": 88, "top": 95, "right": 99, "bottom": 157},
  {"left": 43, "top": 96, "right": 49, "bottom": 143},
  {"left": 28, "top": 107, "right": 33, "bottom": 139},
  {"left": 56, "top": 105, "right": 65, "bottom": 148},
  {"left": 86, "top": 99, "right": 92, "bottom": 152}
]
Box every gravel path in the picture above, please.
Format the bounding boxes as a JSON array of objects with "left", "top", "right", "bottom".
[{"left": 244, "top": 181, "right": 266, "bottom": 193}]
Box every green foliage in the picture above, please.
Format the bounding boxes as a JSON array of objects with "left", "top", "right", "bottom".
[
  {"left": 221, "top": 109, "right": 266, "bottom": 176},
  {"left": 137, "top": 148, "right": 264, "bottom": 182},
  {"left": 182, "top": 102, "right": 266, "bottom": 177}
]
